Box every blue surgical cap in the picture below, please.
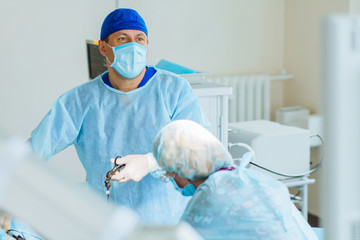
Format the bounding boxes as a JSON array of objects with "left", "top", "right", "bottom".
[{"left": 100, "top": 8, "right": 148, "bottom": 40}]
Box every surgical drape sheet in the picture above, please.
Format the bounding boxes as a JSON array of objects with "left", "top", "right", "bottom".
[
  {"left": 181, "top": 169, "right": 318, "bottom": 240},
  {"left": 31, "top": 69, "right": 211, "bottom": 225}
]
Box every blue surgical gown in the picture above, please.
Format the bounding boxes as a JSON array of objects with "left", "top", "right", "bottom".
[
  {"left": 31, "top": 68, "right": 211, "bottom": 225},
  {"left": 181, "top": 169, "right": 318, "bottom": 240}
]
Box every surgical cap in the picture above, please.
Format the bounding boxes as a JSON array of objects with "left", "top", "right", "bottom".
[
  {"left": 153, "top": 120, "right": 234, "bottom": 180},
  {"left": 100, "top": 8, "right": 148, "bottom": 40}
]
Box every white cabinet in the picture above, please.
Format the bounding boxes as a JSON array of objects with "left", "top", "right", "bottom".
[{"left": 191, "top": 82, "right": 232, "bottom": 147}]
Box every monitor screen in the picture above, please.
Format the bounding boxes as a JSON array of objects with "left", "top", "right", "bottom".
[{"left": 86, "top": 40, "right": 107, "bottom": 79}]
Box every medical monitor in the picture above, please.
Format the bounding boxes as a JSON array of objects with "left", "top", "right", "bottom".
[
  {"left": 322, "top": 15, "right": 360, "bottom": 240},
  {"left": 86, "top": 40, "right": 107, "bottom": 79}
]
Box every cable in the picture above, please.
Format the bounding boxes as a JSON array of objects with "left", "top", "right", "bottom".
[
  {"left": 249, "top": 161, "right": 320, "bottom": 178},
  {"left": 290, "top": 190, "right": 302, "bottom": 201},
  {"left": 230, "top": 134, "right": 324, "bottom": 179}
]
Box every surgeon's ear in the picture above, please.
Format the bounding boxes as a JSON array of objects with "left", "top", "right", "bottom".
[{"left": 98, "top": 40, "right": 107, "bottom": 57}]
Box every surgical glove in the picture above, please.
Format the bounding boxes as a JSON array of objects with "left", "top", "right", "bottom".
[
  {"left": 0, "top": 213, "right": 11, "bottom": 232},
  {"left": 110, "top": 153, "right": 159, "bottom": 183}
]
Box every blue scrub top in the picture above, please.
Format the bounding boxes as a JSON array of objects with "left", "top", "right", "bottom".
[{"left": 31, "top": 68, "right": 211, "bottom": 225}]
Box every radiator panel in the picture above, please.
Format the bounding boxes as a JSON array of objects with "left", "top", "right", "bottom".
[{"left": 206, "top": 75, "right": 271, "bottom": 122}]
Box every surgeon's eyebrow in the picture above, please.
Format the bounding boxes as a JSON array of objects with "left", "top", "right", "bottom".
[
  {"left": 136, "top": 32, "right": 146, "bottom": 37},
  {"left": 117, "top": 32, "right": 128, "bottom": 36}
]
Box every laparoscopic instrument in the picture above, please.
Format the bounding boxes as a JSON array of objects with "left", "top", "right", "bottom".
[{"left": 105, "top": 156, "right": 125, "bottom": 202}]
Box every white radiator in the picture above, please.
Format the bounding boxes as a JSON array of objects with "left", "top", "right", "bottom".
[{"left": 205, "top": 75, "right": 271, "bottom": 122}]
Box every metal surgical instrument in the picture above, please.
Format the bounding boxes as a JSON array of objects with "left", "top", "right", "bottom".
[{"left": 105, "top": 156, "right": 125, "bottom": 202}]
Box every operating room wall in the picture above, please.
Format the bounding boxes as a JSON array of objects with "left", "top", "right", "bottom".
[
  {"left": 0, "top": 1, "right": 115, "bottom": 181},
  {"left": 118, "top": 0, "right": 286, "bottom": 121},
  {"left": 118, "top": 0, "right": 285, "bottom": 76},
  {"left": 284, "top": 0, "right": 350, "bottom": 219}
]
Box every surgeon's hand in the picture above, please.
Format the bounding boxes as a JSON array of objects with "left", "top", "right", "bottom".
[
  {"left": 110, "top": 153, "right": 159, "bottom": 183},
  {"left": 0, "top": 213, "right": 11, "bottom": 232}
]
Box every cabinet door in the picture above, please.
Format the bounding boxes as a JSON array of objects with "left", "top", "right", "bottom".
[
  {"left": 197, "top": 95, "right": 228, "bottom": 147},
  {"left": 198, "top": 95, "right": 219, "bottom": 136}
]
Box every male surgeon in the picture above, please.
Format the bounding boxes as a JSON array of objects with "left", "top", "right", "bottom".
[{"left": 30, "top": 8, "right": 211, "bottom": 225}]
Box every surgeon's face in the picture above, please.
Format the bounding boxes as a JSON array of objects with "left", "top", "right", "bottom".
[{"left": 99, "top": 29, "right": 149, "bottom": 62}]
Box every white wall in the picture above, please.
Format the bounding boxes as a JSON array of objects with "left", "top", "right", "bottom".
[
  {"left": 0, "top": 1, "right": 115, "bottom": 181},
  {"left": 119, "top": 0, "right": 287, "bottom": 122},
  {"left": 284, "top": 0, "right": 349, "bottom": 113},
  {"left": 118, "top": 0, "right": 285, "bottom": 76}
]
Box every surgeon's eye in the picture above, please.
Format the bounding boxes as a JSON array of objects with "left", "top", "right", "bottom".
[
  {"left": 137, "top": 37, "right": 145, "bottom": 42},
  {"left": 118, "top": 37, "right": 127, "bottom": 41}
]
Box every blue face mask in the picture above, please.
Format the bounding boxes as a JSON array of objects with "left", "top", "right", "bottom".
[
  {"left": 170, "top": 178, "right": 196, "bottom": 197},
  {"left": 106, "top": 42, "right": 147, "bottom": 79}
]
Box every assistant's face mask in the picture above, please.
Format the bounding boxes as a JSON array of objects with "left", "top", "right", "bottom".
[
  {"left": 170, "top": 178, "right": 196, "bottom": 197},
  {"left": 105, "top": 41, "right": 147, "bottom": 79}
]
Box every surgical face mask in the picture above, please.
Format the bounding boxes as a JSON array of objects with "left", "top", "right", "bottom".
[
  {"left": 105, "top": 41, "right": 147, "bottom": 79},
  {"left": 170, "top": 178, "right": 196, "bottom": 197}
]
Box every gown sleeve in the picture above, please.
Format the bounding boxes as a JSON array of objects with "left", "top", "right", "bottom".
[
  {"left": 167, "top": 79, "right": 212, "bottom": 131},
  {"left": 31, "top": 93, "right": 85, "bottom": 160}
]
